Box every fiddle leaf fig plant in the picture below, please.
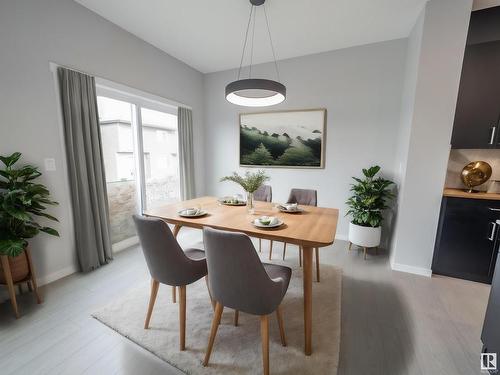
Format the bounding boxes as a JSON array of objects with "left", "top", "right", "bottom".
[
  {"left": 0, "top": 152, "right": 59, "bottom": 257},
  {"left": 346, "top": 166, "right": 395, "bottom": 228}
]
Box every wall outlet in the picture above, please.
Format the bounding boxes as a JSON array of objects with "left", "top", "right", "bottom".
[{"left": 44, "top": 158, "right": 56, "bottom": 171}]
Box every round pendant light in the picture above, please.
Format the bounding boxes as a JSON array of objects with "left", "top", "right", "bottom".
[
  {"left": 225, "top": 0, "right": 286, "bottom": 107},
  {"left": 225, "top": 79, "right": 286, "bottom": 107}
]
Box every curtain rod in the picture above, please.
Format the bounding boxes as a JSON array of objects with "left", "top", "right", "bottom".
[{"left": 48, "top": 61, "right": 192, "bottom": 110}]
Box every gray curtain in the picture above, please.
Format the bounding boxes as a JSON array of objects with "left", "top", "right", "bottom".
[
  {"left": 58, "top": 67, "right": 113, "bottom": 272},
  {"left": 178, "top": 107, "right": 196, "bottom": 200}
]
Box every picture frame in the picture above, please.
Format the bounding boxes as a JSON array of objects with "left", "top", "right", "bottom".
[{"left": 239, "top": 108, "right": 326, "bottom": 169}]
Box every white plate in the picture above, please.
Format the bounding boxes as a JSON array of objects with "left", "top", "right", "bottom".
[
  {"left": 278, "top": 206, "right": 304, "bottom": 214},
  {"left": 218, "top": 198, "right": 246, "bottom": 206},
  {"left": 178, "top": 209, "right": 208, "bottom": 218},
  {"left": 252, "top": 219, "right": 284, "bottom": 228}
]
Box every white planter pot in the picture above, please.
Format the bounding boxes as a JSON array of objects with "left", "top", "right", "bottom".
[{"left": 348, "top": 222, "right": 381, "bottom": 248}]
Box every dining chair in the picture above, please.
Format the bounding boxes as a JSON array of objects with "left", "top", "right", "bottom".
[
  {"left": 133, "top": 214, "right": 210, "bottom": 351},
  {"left": 254, "top": 185, "right": 273, "bottom": 254},
  {"left": 254, "top": 184, "right": 272, "bottom": 202},
  {"left": 202, "top": 227, "right": 291, "bottom": 375},
  {"left": 281, "top": 189, "right": 321, "bottom": 282}
]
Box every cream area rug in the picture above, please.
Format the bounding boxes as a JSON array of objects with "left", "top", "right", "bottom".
[{"left": 92, "top": 260, "right": 341, "bottom": 375}]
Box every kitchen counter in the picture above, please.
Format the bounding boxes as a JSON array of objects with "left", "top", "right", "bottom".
[{"left": 443, "top": 188, "right": 500, "bottom": 201}]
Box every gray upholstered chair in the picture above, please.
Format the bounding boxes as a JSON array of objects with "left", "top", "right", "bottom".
[
  {"left": 254, "top": 184, "right": 272, "bottom": 202},
  {"left": 202, "top": 227, "right": 291, "bottom": 375},
  {"left": 254, "top": 185, "right": 272, "bottom": 253},
  {"left": 280, "top": 189, "right": 321, "bottom": 282},
  {"left": 287, "top": 188, "right": 317, "bottom": 207},
  {"left": 133, "top": 214, "right": 210, "bottom": 351}
]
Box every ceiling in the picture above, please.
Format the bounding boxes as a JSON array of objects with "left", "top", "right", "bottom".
[{"left": 75, "top": 0, "right": 429, "bottom": 73}]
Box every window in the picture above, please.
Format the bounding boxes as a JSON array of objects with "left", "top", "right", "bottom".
[
  {"left": 96, "top": 91, "right": 180, "bottom": 246},
  {"left": 140, "top": 107, "right": 180, "bottom": 209}
]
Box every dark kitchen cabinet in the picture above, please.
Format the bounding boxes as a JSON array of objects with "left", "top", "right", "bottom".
[
  {"left": 451, "top": 41, "right": 500, "bottom": 149},
  {"left": 432, "top": 197, "right": 500, "bottom": 284},
  {"left": 450, "top": 7, "right": 500, "bottom": 149},
  {"left": 482, "top": 252, "right": 500, "bottom": 361}
]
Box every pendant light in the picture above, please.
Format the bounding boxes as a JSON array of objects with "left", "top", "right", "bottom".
[{"left": 225, "top": 0, "right": 286, "bottom": 107}]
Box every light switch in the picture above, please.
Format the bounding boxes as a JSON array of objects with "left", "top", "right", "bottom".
[{"left": 44, "top": 158, "right": 56, "bottom": 171}]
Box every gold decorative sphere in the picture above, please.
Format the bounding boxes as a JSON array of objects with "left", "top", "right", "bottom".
[{"left": 461, "top": 161, "right": 492, "bottom": 192}]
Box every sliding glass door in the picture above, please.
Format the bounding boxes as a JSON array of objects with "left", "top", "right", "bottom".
[
  {"left": 140, "top": 107, "right": 180, "bottom": 209},
  {"left": 96, "top": 93, "right": 179, "bottom": 246}
]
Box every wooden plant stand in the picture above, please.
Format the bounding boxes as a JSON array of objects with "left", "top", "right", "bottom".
[
  {"left": 348, "top": 242, "right": 378, "bottom": 260},
  {"left": 0, "top": 247, "right": 42, "bottom": 318}
]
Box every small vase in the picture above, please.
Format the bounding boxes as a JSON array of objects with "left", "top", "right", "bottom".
[{"left": 246, "top": 191, "right": 255, "bottom": 214}]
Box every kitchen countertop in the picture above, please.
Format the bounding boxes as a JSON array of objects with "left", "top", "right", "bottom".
[{"left": 443, "top": 188, "right": 500, "bottom": 201}]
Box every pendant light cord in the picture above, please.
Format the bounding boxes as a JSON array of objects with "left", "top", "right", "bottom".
[
  {"left": 263, "top": 4, "right": 281, "bottom": 82},
  {"left": 249, "top": 6, "right": 257, "bottom": 78},
  {"left": 237, "top": 5, "right": 254, "bottom": 80},
  {"left": 237, "top": 2, "right": 281, "bottom": 83}
]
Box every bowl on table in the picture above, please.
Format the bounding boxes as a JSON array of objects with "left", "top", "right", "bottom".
[
  {"left": 178, "top": 208, "right": 207, "bottom": 217},
  {"left": 277, "top": 203, "right": 304, "bottom": 213},
  {"left": 218, "top": 196, "right": 247, "bottom": 206},
  {"left": 253, "top": 216, "right": 283, "bottom": 228}
]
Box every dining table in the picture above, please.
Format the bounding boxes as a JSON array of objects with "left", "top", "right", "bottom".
[{"left": 144, "top": 196, "right": 339, "bottom": 356}]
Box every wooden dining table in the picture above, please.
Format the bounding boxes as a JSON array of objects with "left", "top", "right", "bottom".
[{"left": 144, "top": 196, "right": 339, "bottom": 356}]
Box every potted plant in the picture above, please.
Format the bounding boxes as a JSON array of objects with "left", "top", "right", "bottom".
[
  {"left": 346, "top": 166, "right": 394, "bottom": 256},
  {"left": 0, "top": 152, "right": 59, "bottom": 316},
  {"left": 220, "top": 170, "right": 269, "bottom": 213}
]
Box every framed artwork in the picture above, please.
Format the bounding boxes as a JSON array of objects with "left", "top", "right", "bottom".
[{"left": 239, "top": 108, "right": 326, "bottom": 168}]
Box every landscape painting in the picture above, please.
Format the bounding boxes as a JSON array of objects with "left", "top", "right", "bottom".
[{"left": 239, "top": 109, "right": 326, "bottom": 168}]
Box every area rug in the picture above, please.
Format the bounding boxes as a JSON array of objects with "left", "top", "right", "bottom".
[{"left": 92, "top": 260, "right": 341, "bottom": 375}]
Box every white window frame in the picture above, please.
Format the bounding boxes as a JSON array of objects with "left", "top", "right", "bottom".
[{"left": 95, "top": 78, "right": 186, "bottom": 213}]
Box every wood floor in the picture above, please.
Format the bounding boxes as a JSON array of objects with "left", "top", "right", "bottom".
[{"left": 0, "top": 228, "right": 490, "bottom": 375}]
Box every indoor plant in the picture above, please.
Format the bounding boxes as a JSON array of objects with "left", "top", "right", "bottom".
[
  {"left": 220, "top": 170, "right": 269, "bottom": 213},
  {"left": 346, "top": 166, "right": 394, "bottom": 250},
  {"left": 0, "top": 152, "right": 59, "bottom": 284}
]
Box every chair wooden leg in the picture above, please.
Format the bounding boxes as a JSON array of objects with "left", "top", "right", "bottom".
[
  {"left": 179, "top": 285, "right": 186, "bottom": 351},
  {"left": 205, "top": 276, "right": 216, "bottom": 311},
  {"left": 234, "top": 310, "right": 239, "bottom": 326},
  {"left": 172, "top": 224, "right": 181, "bottom": 238},
  {"left": 348, "top": 241, "right": 352, "bottom": 251},
  {"left": 364, "top": 247, "right": 367, "bottom": 260},
  {"left": 259, "top": 238, "right": 262, "bottom": 253},
  {"left": 144, "top": 279, "right": 160, "bottom": 329},
  {"left": 27, "top": 280, "right": 33, "bottom": 292},
  {"left": 299, "top": 246, "right": 302, "bottom": 267},
  {"left": 172, "top": 286, "right": 177, "bottom": 303},
  {"left": 260, "top": 315, "right": 270, "bottom": 375},
  {"left": 203, "top": 302, "right": 224, "bottom": 367},
  {"left": 315, "top": 248, "right": 320, "bottom": 282},
  {"left": 269, "top": 240, "right": 273, "bottom": 260},
  {"left": 276, "top": 305, "right": 286, "bottom": 346},
  {"left": 0, "top": 255, "right": 19, "bottom": 319},
  {"left": 282, "top": 242, "right": 287, "bottom": 260},
  {"left": 25, "top": 247, "right": 42, "bottom": 304}
]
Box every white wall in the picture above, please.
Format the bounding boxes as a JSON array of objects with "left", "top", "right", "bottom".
[
  {"left": 0, "top": 0, "right": 204, "bottom": 284},
  {"left": 203, "top": 39, "right": 408, "bottom": 240},
  {"left": 390, "top": 0, "right": 473, "bottom": 276}
]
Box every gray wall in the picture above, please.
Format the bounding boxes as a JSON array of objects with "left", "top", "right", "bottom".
[
  {"left": 390, "top": 0, "right": 472, "bottom": 275},
  {"left": 0, "top": 0, "right": 204, "bottom": 284},
  {"left": 203, "top": 39, "right": 408, "bottom": 240}
]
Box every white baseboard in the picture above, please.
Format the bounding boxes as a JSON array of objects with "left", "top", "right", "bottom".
[
  {"left": 37, "top": 264, "right": 78, "bottom": 286},
  {"left": 34, "top": 237, "right": 139, "bottom": 287},
  {"left": 391, "top": 262, "right": 432, "bottom": 277},
  {"left": 112, "top": 236, "right": 139, "bottom": 253}
]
